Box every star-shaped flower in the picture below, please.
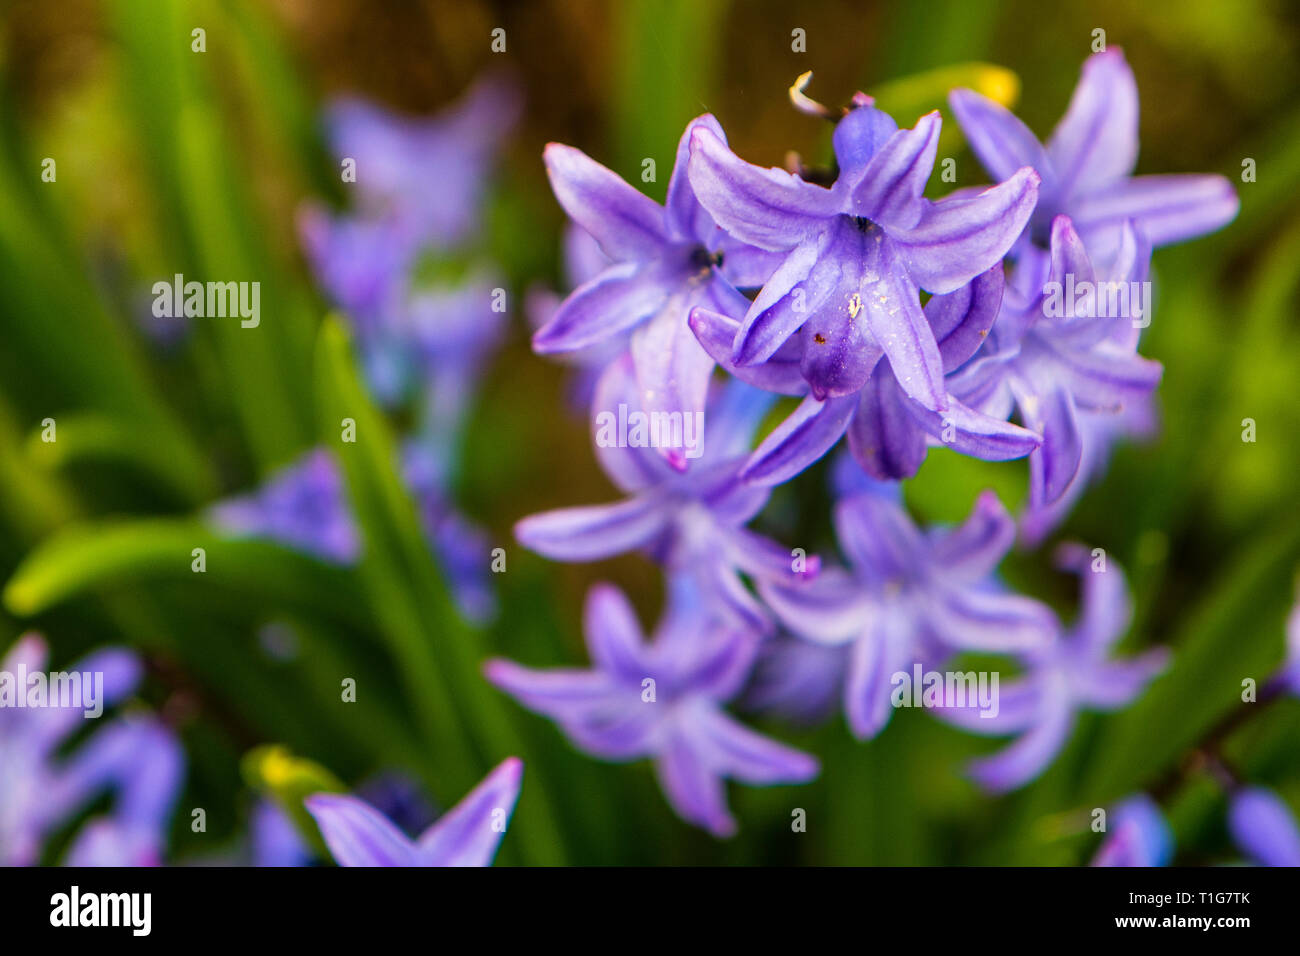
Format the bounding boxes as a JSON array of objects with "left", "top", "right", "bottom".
[
  {"left": 760, "top": 486, "right": 1055, "bottom": 739},
  {"left": 534, "top": 116, "right": 782, "bottom": 449},
  {"left": 936, "top": 543, "right": 1169, "bottom": 792},
  {"left": 514, "top": 357, "right": 814, "bottom": 633},
  {"left": 486, "top": 579, "right": 818, "bottom": 837},
  {"left": 304, "top": 757, "right": 523, "bottom": 867},
  {"left": 209, "top": 448, "right": 361, "bottom": 565},
  {"left": 949, "top": 48, "right": 1238, "bottom": 269},
  {"left": 686, "top": 101, "right": 1039, "bottom": 410}
]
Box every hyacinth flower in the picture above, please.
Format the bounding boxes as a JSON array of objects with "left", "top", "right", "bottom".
[
  {"left": 533, "top": 115, "right": 781, "bottom": 447},
  {"left": 947, "top": 216, "right": 1162, "bottom": 508},
  {"left": 1226, "top": 786, "right": 1300, "bottom": 867},
  {"left": 325, "top": 72, "right": 522, "bottom": 251},
  {"left": 209, "top": 448, "right": 361, "bottom": 565},
  {"left": 691, "top": 265, "right": 1040, "bottom": 485},
  {"left": 514, "top": 355, "right": 814, "bottom": 633},
  {"left": 0, "top": 634, "right": 184, "bottom": 866},
  {"left": 486, "top": 579, "right": 818, "bottom": 837},
  {"left": 949, "top": 48, "right": 1238, "bottom": 271},
  {"left": 760, "top": 487, "right": 1055, "bottom": 738},
  {"left": 305, "top": 757, "right": 523, "bottom": 867},
  {"left": 937, "top": 544, "right": 1169, "bottom": 792},
  {"left": 402, "top": 441, "right": 497, "bottom": 624},
  {"left": 685, "top": 97, "right": 1038, "bottom": 412},
  {"left": 1090, "top": 794, "right": 1173, "bottom": 866},
  {"left": 526, "top": 224, "right": 618, "bottom": 412}
]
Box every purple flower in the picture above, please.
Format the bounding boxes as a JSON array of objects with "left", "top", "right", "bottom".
[
  {"left": 949, "top": 48, "right": 1238, "bottom": 269},
  {"left": 1091, "top": 794, "right": 1173, "bottom": 866},
  {"left": 514, "top": 356, "right": 814, "bottom": 633},
  {"left": 485, "top": 579, "right": 818, "bottom": 837},
  {"left": 937, "top": 543, "right": 1169, "bottom": 792},
  {"left": 325, "top": 73, "right": 521, "bottom": 251},
  {"left": 209, "top": 448, "right": 361, "bottom": 565},
  {"left": 1227, "top": 786, "right": 1300, "bottom": 867},
  {"left": 250, "top": 800, "right": 314, "bottom": 868},
  {"left": 691, "top": 265, "right": 1040, "bottom": 485},
  {"left": 741, "top": 637, "right": 846, "bottom": 727},
  {"left": 402, "top": 441, "right": 497, "bottom": 624},
  {"left": 947, "top": 216, "right": 1161, "bottom": 507},
  {"left": 686, "top": 101, "right": 1038, "bottom": 410},
  {"left": 760, "top": 488, "right": 1055, "bottom": 738},
  {"left": 533, "top": 116, "right": 779, "bottom": 446},
  {"left": 304, "top": 757, "right": 523, "bottom": 867},
  {"left": 0, "top": 635, "right": 184, "bottom": 866}
]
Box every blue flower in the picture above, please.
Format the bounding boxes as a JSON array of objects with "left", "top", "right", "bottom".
[
  {"left": 486, "top": 578, "right": 817, "bottom": 837},
  {"left": 1091, "top": 794, "right": 1173, "bottom": 866}
]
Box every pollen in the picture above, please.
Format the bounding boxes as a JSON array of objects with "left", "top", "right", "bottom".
[{"left": 847, "top": 293, "right": 863, "bottom": 319}]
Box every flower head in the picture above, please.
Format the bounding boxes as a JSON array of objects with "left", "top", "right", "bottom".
[
  {"left": 686, "top": 101, "right": 1038, "bottom": 409},
  {"left": 949, "top": 48, "right": 1238, "bottom": 270},
  {"left": 305, "top": 757, "right": 523, "bottom": 867},
  {"left": 761, "top": 487, "right": 1054, "bottom": 738},
  {"left": 486, "top": 579, "right": 818, "bottom": 837},
  {"left": 209, "top": 448, "right": 360, "bottom": 564},
  {"left": 937, "top": 543, "right": 1169, "bottom": 791}
]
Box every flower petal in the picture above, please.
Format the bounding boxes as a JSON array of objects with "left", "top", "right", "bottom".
[
  {"left": 416, "top": 758, "right": 523, "bottom": 866},
  {"left": 846, "top": 367, "right": 927, "bottom": 480},
  {"left": 515, "top": 496, "right": 669, "bottom": 562},
  {"left": 1071, "top": 173, "right": 1240, "bottom": 248},
  {"left": 654, "top": 734, "right": 735, "bottom": 837},
  {"left": 583, "top": 583, "right": 650, "bottom": 682},
  {"left": 1047, "top": 49, "right": 1139, "bottom": 199},
  {"left": 532, "top": 260, "right": 670, "bottom": 354},
  {"left": 925, "top": 265, "right": 1005, "bottom": 372},
  {"left": 740, "top": 393, "right": 857, "bottom": 486},
  {"left": 848, "top": 111, "right": 941, "bottom": 229},
  {"left": 696, "top": 708, "right": 820, "bottom": 784},
  {"left": 894, "top": 167, "right": 1040, "bottom": 294},
  {"left": 948, "top": 88, "right": 1054, "bottom": 188},
  {"left": 544, "top": 143, "right": 668, "bottom": 259},
  {"left": 305, "top": 793, "right": 416, "bottom": 867}
]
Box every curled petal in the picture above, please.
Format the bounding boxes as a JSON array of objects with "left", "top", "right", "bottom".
[
  {"left": 948, "top": 88, "right": 1054, "bottom": 188},
  {"left": 515, "top": 496, "right": 669, "bottom": 562},
  {"left": 849, "top": 111, "right": 941, "bottom": 229}
]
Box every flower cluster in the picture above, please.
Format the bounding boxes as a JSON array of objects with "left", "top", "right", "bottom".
[
  {"left": 287, "top": 74, "right": 523, "bottom": 622},
  {"left": 0, "top": 634, "right": 184, "bottom": 866},
  {"left": 490, "top": 49, "right": 1250, "bottom": 852}
]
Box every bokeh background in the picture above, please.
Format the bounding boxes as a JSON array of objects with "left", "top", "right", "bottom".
[{"left": 1, "top": 0, "right": 1298, "bottom": 864}]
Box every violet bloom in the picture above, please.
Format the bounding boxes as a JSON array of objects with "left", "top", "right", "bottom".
[
  {"left": 937, "top": 543, "right": 1169, "bottom": 792},
  {"left": 1091, "top": 794, "right": 1173, "bottom": 866},
  {"left": 947, "top": 217, "right": 1161, "bottom": 507},
  {"left": 1227, "top": 786, "right": 1300, "bottom": 867},
  {"left": 949, "top": 48, "right": 1238, "bottom": 269},
  {"left": 533, "top": 115, "right": 779, "bottom": 450},
  {"left": 305, "top": 758, "right": 523, "bottom": 867},
  {"left": 691, "top": 265, "right": 1039, "bottom": 485},
  {"left": 209, "top": 448, "right": 361, "bottom": 565},
  {"left": 325, "top": 73, "right": 521, "bottom": 251},
  {"left": 761, "top": 488, "right": 1055, "bottom": 739},
  {"left": 486, "top": 579, "right": 818, "bottom": 837},
  {"left": 514, "top": 356, "right": 814, "bottom": 633},
  {"left": 402, "top": 441, "right": 497, "bottom": 624},
  {"left": 686, "top": 100, "right": 1038, "bottom": 411},
  {"left": 0, "top": 635, "right": 184, "bottom": 866}
]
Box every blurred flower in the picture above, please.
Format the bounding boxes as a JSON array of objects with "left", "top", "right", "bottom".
[
  {"left": 741, "top": 637, "right": 846, "bottom": 726},
  {"left": 402, "top": 441, "right": 497, "bottom": 624},
  {"left": 486, "top": 580, "right": 817, "bottom": 837},
  {"left": 1227, "top": 786, "right": 1300, "bottom": 867},
  {"left": 515, "top": 358, "right": 813, "bottom": 633},
  {"left": 949, "top": 48, "right": 1238, "bottom": 269},
  {"left": 534, "top": 116, "right": 778, "bottom": 453},
  {"left": 250, "top": 800, "right": 313, "bottom": 868},
  {"left": 947, "top": 217, "right": 1161, "bottom": 509},
  {"left": 692, "top": 265, "right": 1038, "bottom": 485},
  {"left": 1091, "top": 794, "right": 1173, "bottom": 866},
  {"left": 0, "top": 634, "right": 184, "bottom": 866},
  {"left": 687, "top": 102, "right": 1038, "bottom": 410},
  {"left": 761, "top": 488, "right": 1054, "bottom": 738},
  {"left": 305, "top": 757, "right": 523, "bottom": 867},
  {"left": 938, "top": 543, "right": 1169, "bottom": 792},
  {"left": 325, "top": 73, "right": 521, "bottom": 251},
  {"left": 209, "top": 448, "right": 360, "bottom": 565}
]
